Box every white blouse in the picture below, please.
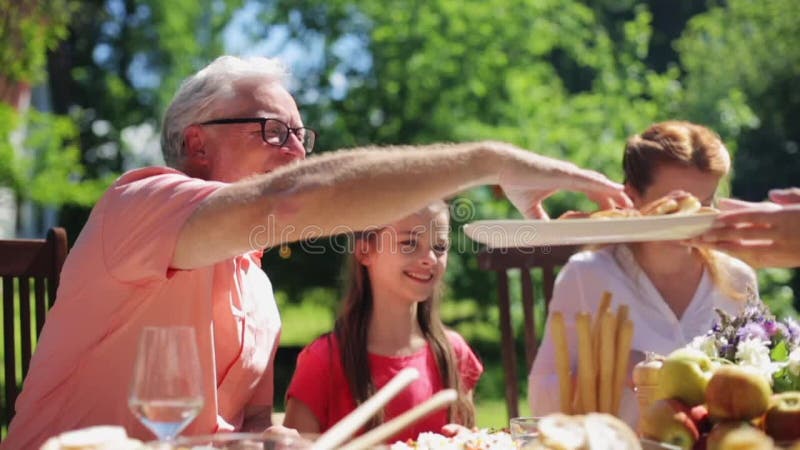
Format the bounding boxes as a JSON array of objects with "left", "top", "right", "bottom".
[{"left": 527, "top": 245, "right": 758, "bottom": 428}]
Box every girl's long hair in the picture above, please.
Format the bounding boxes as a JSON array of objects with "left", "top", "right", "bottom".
[
  {"left": 623, "top": 120, "right": 744, "bottom": 301},
  {"left": 333, "top": 202, "right": 475, "bottom": 430}
]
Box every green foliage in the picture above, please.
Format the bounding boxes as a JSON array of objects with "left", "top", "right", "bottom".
[
  {"left": 268, "top": 1, "right": 680, "bottom": 173},
  {"left": 676, "top": 0, "right": 800, "bottom": 308},
  {"left": 258, "top": 0, "right": 687, "bottom": 312},
  {"left": 277, "top": 295, "right": 336, "bottom": 346},
  {"left": 0, "top": 0, "right": 75, "bottom": 83},
  {"left": 676, "top": 0, "right": 799, "bottom": 138},
  {"left": 252, "top": 4, "right": 798, "bottom": 383},
  {"left": 4, "top": 0, "right": 247, "bottom": 234},
  {"left": 24, "top": 110, "right": 115, "bottom": 206},
  {"left": 0, "top": 104, "right": 22, "bottom": 190},
  {"left": 0, "top": 104, "right": 111, "bottom": 206},
  {"left": 0, "top": 0, "right": 113, "bottom": 209},
  {"left": 760, "top": 268, "right": 797, "bottom": 320}
]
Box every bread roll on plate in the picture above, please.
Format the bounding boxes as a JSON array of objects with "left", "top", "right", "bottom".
[
  {"left": 535, "top": 413, "right": 642, "bottom": 450},
  {"left": 640, "top": 191, "right": 701, "bottom": 216},
  {"left": 589, "top": 209, "right": 641, "bottom": 220}
]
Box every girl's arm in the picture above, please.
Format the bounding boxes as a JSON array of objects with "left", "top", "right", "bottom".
[
  {"left": 283, "top": 398, "right": 321, "bottom": 434},
  {"left": 283, "top": 339, "right": 331, "bottom": 435}
]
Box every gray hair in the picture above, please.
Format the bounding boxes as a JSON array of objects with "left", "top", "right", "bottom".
[{"left": 160, "top": 55, "right": 290, "bottom": 168}]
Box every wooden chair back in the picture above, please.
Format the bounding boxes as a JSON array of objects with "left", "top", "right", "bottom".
[
  {"left": 477, "top": 245, "right": 577, "bottom": 418},
  {"left": 0, "top": 227, "right": 68, "bottom": 437}
]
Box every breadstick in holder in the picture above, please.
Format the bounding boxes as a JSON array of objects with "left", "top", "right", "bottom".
[
  {"left": 615, "top": 305, "right": 629, "bottom": 331},
  {"left": 598, "top": 311, "right": 617, "bottom": 413},
  {"left": 575, "top": 312, "right": 596, "bottom": 413},
  {"left": 549, "top": 312, "right": 572, "bottom": 414},
  {"left": 591, "top": 292, "right": 612, "bottom": 361},
  {"left": 612, "top": 319, "right": 634, "bottom": 415}
]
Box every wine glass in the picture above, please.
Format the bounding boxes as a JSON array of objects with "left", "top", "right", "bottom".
[
  {"left": 129, "top": 326, "right": 204, "bottom": 441},
  {"left": 510, "top": 416, "right": 541, "bottom": 450}
]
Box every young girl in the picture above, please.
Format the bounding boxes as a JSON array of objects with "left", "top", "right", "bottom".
[
  {"left": 283, "top": 201, "right": 482, "bottom": 442},
  {"left": 528, "top": 121, "right": 760, "bottom": 428}
]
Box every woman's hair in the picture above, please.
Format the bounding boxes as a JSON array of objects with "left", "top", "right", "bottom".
[
  {"left": 623, "top": 121, "right": 743, "bottom": 300},
  {"left": 333, "top": 201, "right": 475, "bottom": 429},
  {"left": 160, "top": 55, "right": 290, "bottom": 168},
  {"left": 623, "top": 120, "right": 731, "bottom": 194}
]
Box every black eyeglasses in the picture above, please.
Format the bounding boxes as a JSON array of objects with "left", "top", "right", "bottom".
[{"left": 199, "top": 117, "right": 317, "bottom": 154}]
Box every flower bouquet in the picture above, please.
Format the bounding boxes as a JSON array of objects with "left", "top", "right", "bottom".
[{"left": 687, "top": 300, "right": 800, "bottom": 392}]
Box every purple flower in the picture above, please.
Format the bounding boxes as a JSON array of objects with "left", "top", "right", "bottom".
[
  {"left": 785, "top": 317, "right": 800, "bottom": 345},
  {"left": 774, "top": 322, "right": 790, "bottom": 340},
  {"left": 764, "top": 320, "right": 778, "bottom": 336},
  {"left": 737, "top": 322, "right": 769, "bottom": 342},
  {"left": 720, "top": 343, "right": 736, "bottom": 359},
  {"left": 744, "top": 305, "right": 761, "bottom": 319}
]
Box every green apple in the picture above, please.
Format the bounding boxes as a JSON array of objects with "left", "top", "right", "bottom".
[
  {"left": 657, "top": 348, "right": 715, "bottom": 406},
  {"left": 764, "top": 391, "right": 800, "bottom": 443},
  {"left": 640, "top": 398, "right": 699, "bottom": 450},
  {"left": 705, "top": 365, "right": 771, "bottom": 421}
]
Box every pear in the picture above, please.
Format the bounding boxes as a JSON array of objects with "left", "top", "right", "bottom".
[
  {"left": 705, "top": 365, "right": 771, "bottom": 421},
  {"left": 710, "top": 424, "right": 774, "bottom": 450}
]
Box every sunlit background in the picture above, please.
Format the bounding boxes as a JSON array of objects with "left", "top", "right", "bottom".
[{"left": 1, "top": 0, "right": 797, "bottom": 426}]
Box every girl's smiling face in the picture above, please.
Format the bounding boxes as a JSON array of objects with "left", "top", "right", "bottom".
[{"left": 358, "top": 207, "right": 450, "bottom": 305}]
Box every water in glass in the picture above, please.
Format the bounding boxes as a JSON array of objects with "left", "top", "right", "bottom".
[{"left": 129, "top": 326, "right": 204, "bottom": 440}]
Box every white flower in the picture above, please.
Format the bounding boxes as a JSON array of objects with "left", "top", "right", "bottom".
[
  {"left": 788, "top": 347, "right": 800, "bottom": 377},
  {"left": 391, "top": 430, "right": 515, "bottom": 450},
  {"left": 735, "top": 338, "right": 777, "bottom": 382},
  {"left": 689, "top": 334, "right": 719, "bottom": 358}
]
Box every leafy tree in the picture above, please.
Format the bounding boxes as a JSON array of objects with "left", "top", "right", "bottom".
[
  {"left": 46, "top": 0, "right": 244, "bottom": 239},
  {"left": 0, "top": 0, "right": 73, "bottom": 84},
  {"left": 676, "top": 0, "right": 800, "bottom": 198},
  {"left": 254, "top": 0, "right": 684, "bottom": 313},
  {"left": 676, "top": 0, "right": 799, "bottom": 309},
  {"left": 0, "top": 0, "right": 101, "bottom": 209}
]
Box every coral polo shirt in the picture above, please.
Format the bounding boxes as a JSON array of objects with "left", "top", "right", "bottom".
[{"left": 3, "top": 167, "right": 281, "bottom": 450}]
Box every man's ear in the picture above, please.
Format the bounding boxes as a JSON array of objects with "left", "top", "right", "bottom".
[{"left": 183, "top": 125, "right": 207, "bottom": 163}]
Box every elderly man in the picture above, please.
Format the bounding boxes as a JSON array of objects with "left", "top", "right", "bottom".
[{"left": 3, "top": 55, "right": 629, "bottom": 449}]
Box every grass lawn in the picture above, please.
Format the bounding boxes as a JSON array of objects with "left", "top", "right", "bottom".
[
  {"left": 277, "top": 300, "right": 335, "bottom": 346},
  {"left": 474, "top": 397, "right": 528, "bottom": 429}
]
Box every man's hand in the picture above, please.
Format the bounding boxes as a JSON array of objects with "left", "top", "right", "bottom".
[
  {"left": 688, "top": 189, "right": 800, "bottom": 268},
  {"left": 769, "top": 187, "right": 800, "bottom": 205},
  {"left": 499, "top": 148, "right": 631, "bottom": 219}
]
